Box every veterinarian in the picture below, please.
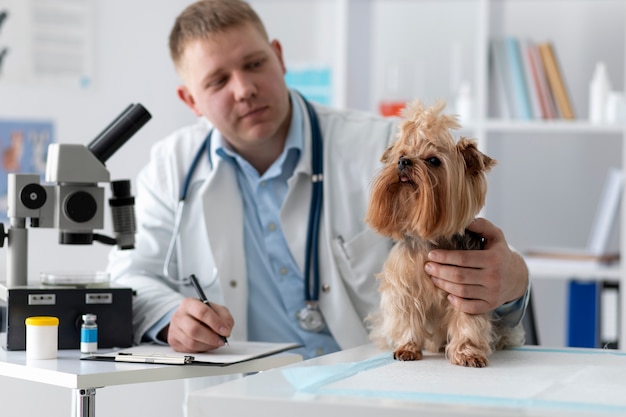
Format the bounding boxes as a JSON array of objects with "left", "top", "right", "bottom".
[{"left": 107, "top": 0, "right": 530, "bottom": 361}]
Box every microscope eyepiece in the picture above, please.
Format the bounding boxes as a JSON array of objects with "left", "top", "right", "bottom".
[{"left": 88, "top": 103, "right": 152, "bottom": 164}]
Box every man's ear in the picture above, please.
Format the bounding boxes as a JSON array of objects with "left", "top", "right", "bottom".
[
  {"left": 271, "top": 39, "right": 287, "bottom": 75},
  {"left": 176, "top": 85, "right": 202, "bottom": 117}
]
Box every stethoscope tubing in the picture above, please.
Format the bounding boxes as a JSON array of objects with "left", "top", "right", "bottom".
[
  {"left": 162, "top": 94, "right": 323, "bottom": 306},
  {"left": 162, "top": 135, "right": 212, "bottom": 285},
  {"left": 304, "top": 97, "right": 323, "bottom": 304}
]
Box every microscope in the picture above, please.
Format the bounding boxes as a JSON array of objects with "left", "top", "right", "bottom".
[{"left": 0, "top": 103, "right": 151, "bottom": 350}]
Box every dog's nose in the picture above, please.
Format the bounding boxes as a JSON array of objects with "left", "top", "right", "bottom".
[{"left": 398, "top": 157, "right": 412, "bottom": 171}]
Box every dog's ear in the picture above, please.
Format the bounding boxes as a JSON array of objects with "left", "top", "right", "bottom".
[
  {"left": 457, "top": 137, "right": 497, "bottom": 175},
  {"left": 380, "top": 144, "right": 394, "bottom": 163}
]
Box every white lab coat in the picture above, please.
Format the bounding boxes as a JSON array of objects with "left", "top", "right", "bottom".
[{"left": 108, "top": 93, "right": 399, "bottom": 348}]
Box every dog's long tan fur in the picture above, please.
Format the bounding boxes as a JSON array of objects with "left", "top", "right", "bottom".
[{"left": 365, "top": 100, "right": 524, "bottom": 367}]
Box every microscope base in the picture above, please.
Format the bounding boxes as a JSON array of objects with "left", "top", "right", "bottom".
[{"left": 0, "top": 283, "right": 133, "bottom": 351}]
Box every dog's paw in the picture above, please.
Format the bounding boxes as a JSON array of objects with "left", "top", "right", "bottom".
[
  {"left": 450, "top": 353, "right": 488, "bottom": 368},
  {"left": 393, "top": 343, "right": 423, "bottom": 361}
]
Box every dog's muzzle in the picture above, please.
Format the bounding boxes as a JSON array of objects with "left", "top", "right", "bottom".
[
  {"left": 397, "top": 157, "right": 414, "bottom": 184},
  {"left": 398, "top": 157, "right": 412, "bottom": 172}
]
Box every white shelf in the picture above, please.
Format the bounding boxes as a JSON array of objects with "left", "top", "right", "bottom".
[
  {"left": 484, "top": 120, "right": 625, "bottom": 134},
  {"left": 525, "top": 257, "right": 622, "bottom": 282},
  {"left": 459, "top": 120, "right": 625, "bottom": 134}
]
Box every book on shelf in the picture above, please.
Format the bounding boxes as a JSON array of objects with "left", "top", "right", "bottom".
[
  {"left": 504, "top": 37, "right": 533, "bottom": 120},
  {"left": 567, "top": 281, "right": 601, "bottom": 348},
  {"left": 525, "top": 167, "right": 623, "bottom": 264},
  {"left": 524, "top": 40, "right": 558, "bottom": 119},
  {"left": 490, "top": 37, "right": 534, "bottom": 120},
  {"left": 600, "top": 282, "right": 619, "bottom": 348},
  {"left": 490, "top": 38, "right": 515, "bottom": 119},
  {"left": 537, "top": 42, "right": 576, "bottom": 119},
  {"left": 518, "top": 39, "right": 543, "bottom": 120},
  {"left": 586, "top": 167, "right": 623, "bottom": 256},
  {"left": 490, "top": 37, "right": 575, "bottom": 120},
  {"left": 524, "top": 248, "right": 619, "bottom": 263}
]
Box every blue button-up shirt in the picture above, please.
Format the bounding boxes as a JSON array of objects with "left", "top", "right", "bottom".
[{"left": 214, "top": 93, "right": 340, "bottom": 359}]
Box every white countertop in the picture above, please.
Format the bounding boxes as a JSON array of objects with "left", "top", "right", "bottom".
[
  {"left": 187, "top": 344, "right": 626, "bottom": 417},
  {"left": 0, "top": 348, "right": 302, "bottom": 389}
]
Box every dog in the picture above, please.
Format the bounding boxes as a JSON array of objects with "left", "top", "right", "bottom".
[{"left": 365, "top": 99, "right": 524, "bottom": 367}]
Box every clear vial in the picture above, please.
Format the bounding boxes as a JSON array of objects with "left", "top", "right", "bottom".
[{"left": 80, "top": 314, "right": 98, "bottom": 354}]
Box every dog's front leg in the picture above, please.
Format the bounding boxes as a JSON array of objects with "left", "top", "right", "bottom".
[
  {"left": 445, "top": 311, "right": 493, "bottom": 367},
  {"left": 378, "top": 297, "right": 426, "bottom": 361},
  {"left": 394, "top": 341, "right": 423, "bottom": 361},
  {"left": 376, "top": 286, "right": 427, "bottom": 361},
  {"left": 391, "top": 295, "right": 430, "bottom": 361}
]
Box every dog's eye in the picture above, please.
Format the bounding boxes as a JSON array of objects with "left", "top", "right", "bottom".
[{"left": 425, "top": 156, "right": 441, "bottom": 167}]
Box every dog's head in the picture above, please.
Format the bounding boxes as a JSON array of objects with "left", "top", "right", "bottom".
[{"left": 366, "top": 99, "right": 496, "bottom": 242}]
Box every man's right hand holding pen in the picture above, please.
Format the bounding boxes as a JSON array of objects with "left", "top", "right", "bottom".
[{"left": 158, "top": 276, "right": 233, "bottom": 353}]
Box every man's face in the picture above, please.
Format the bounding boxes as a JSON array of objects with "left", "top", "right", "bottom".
[{"left": 176, "top": 23, "right": 291, "bottom": 153}]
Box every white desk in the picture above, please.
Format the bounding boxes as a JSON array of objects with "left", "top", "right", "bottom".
[
  {"left": 0, "top": 348, "right": 301, "bottom": 417},
  {"left": 188, "top": 344, "right": 626, "bottom": 417}
]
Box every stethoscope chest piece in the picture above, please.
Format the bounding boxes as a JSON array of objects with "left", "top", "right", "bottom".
[{"left": 296, "top": 302, "right": 326, "bottom": 333}]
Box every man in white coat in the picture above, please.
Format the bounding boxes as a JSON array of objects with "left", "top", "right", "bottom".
[{"left": 107, "top": 0, "right": 530, "bottom": 360}]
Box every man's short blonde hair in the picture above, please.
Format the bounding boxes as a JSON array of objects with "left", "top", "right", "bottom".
[{"left": 169, "top": 0, "right": 269, "bottom": 71}]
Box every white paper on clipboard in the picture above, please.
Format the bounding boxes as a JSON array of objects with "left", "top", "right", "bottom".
[{"left": 82, "top": 341, "right": 301, "bottom": 366}]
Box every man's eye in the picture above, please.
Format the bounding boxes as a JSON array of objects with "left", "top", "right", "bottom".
[
  {"left": 426, "top": 156, "right": 441, "bottom": 167},
  {"left": 246, "top": 56, "right": 267, "bottom": 70},
  {"left": 206, "top": 78, "right": 226, "bottom": 89},
  {"left": 248, "top": 59, "right": 264, "bottom": 70}
]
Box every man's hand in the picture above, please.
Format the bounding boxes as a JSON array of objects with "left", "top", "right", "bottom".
[
  {"left": 158, "top": 298, "right": 234, "bottom": 352},
  {"left": 424, "top": 217, "right": 528, "bottom": 314}
]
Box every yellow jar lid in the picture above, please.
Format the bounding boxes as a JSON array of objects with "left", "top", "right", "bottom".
[{"left": 25, "top": 316, "right": 59, "bottom": 326}]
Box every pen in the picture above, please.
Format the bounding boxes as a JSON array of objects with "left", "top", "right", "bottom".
[{"left": 188, "top": 274, "right": 229, "bottom": 346}]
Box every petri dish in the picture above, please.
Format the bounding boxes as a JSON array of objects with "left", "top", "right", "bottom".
[{"left": 40, "top": 271, "right": 110, "bottom": 288}]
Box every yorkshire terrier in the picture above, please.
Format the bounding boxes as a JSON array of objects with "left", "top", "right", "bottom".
[{"left": 366, "top": 100, "right": 524, "bottom": 367}]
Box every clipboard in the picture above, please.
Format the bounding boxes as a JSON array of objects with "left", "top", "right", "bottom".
[{"left": 82, "top": 341, "right": 301, "bottom": 366}]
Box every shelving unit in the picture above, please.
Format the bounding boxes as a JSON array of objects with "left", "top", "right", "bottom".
[
  {"left": 480, "top": 0, "right": 626, "bottom": 349},
  {"left": 252, "top": 0, "right": 626, "bottom": 348}
]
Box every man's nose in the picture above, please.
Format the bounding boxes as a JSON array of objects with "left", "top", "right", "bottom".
[{"left": 231, "top": 72, "right": 256, "bottom": 100}]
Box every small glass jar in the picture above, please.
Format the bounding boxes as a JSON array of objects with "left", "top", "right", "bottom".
[
  {"left": 25, "top": 316, "right": 59, "bottom": 360},
  {"left": 81, "top": 314, "right": 98, "bottom": 354}
]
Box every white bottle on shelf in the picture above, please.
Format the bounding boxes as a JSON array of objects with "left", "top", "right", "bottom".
[
  {"left": 588, "top": 61, "right": 611, "bottom": 123},
  {"left": 455, "top": 81, "right": 473, "bottom": 124}
]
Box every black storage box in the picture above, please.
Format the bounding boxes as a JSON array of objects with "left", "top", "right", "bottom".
[{"left": 0, "top": 285, "right": 133, "bottom": 350}]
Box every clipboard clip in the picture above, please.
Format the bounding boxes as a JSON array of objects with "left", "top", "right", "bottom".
[{"left": 115, "top": 352, "right": 195, "bottom": 365}]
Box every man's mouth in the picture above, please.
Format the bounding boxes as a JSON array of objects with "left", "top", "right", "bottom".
[{"left": 241, "top": 106, "right": 267, "bottom": 119}]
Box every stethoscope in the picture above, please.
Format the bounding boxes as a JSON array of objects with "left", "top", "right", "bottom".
[{"left": 162, "top": 95, "right": 326, "bottom": 333}]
